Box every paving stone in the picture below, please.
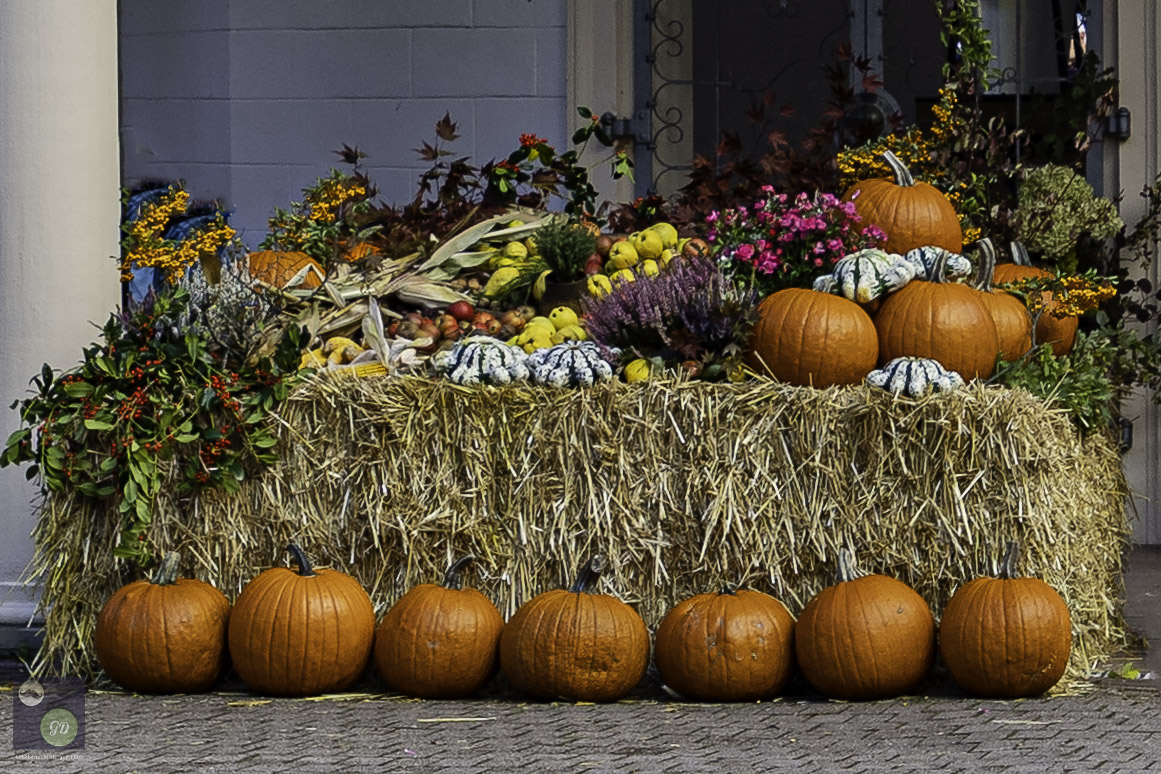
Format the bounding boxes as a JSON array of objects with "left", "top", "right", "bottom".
[{"left": 3, "top": 680, "right": 1160, "bottom": 772}]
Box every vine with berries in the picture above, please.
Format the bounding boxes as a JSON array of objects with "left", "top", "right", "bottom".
[{"left": 1, "top": 287, "right": 306, "bottom": 564}]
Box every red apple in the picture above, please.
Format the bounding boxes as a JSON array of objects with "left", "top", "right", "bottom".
[
  {"left": 448, "top": 300, "right": 476, "bottom": 322},
  {"left": 585, "top": 253, "right": 604, "bottom": 275},
  {"left": 595, "top": 234, "right": 616, "bottom": 257}
]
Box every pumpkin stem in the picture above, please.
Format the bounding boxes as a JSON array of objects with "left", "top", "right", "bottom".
[
  {"left": 571, "top": 556, "right": 604, "bottom": 594},
  {"left": 1010, "top": 241, "right": 1032, "bottom": 267},
  {"left": 719, "top": 584, "right": 737, "bottom": 595},
  {"left": 998, "top": 541, "right": 1021, "bottom": 579},
  {"left": 286, "top": 543, "right": 316, "bottom": 577},
  {"left": 971, "top": 238, "right": 998, "bottom": 293},
  {"left": 882, "top": 150, "right": 916, "bottom": 187},
  {"left": 151, "top": 551, "right": 182, "bottom": 586},
  {"left": 835, "top": 549, "right": 870, "bottom": 583},
  {"left": 442, "top": 554, "right": 475, "bottom": 590}
]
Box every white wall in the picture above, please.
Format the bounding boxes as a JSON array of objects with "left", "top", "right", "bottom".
[
  {"left": 119, "top": 0, "right": 569, "bottom": 245},
  {"left": 0, "top": 0, "right": 122, "bottom": 638},
  {"left": 1114, "top": 1, "right": 1161, "bottom": 545}
]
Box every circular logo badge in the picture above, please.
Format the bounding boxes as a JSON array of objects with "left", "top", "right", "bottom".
[
  {"left": 18, "top": 678, "right": 44, "bottom": 707},
  {"left": 40, "top": 708, "right": 79, "bottom": 747}
]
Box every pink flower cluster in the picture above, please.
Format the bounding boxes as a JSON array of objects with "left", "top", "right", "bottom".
[{"left": 707, "top": 187, "right": 885, "bottom": 295}]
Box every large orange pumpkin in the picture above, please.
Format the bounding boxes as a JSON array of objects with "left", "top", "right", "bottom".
[
  {"left": 746, "top": 288, "right": 879, "bottom": 387},
  {"left": 939, "top": 542, "right": 1072, "bottom": 698},
  {"left": 844, "top": 150, "right": 963, "bottom": 254},
  {"left": 500, "top": 556, "right": 650, "bottom": 702},
  {"left": 654, "top": 587, "right": 795, "bottom": 702},
  {"left": 229, "top": 543, "right": 375, "bottom": 697},
  {"left": 94, "top": 552, "right": 230, "bottom": 693},
  {"left": 795, "top": 550, "right": 935, "bottom": 701},
  {"left": 971, "top": 239, "right": 1032, "bottom": 362},
  {"left": 247, "top": 250, "right": 324, "bottom": 290},
  {"left": 992, "top": 242, "right": 1077, "bottom": 356},
  {"left": 373, "top": 555, "right": 504, "bottom": 699},
  {"left": 874, "top": 252, "right": 1000, "bottom": 379}
]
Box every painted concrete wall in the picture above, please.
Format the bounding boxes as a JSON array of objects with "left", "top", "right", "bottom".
[
  {"left": 119, "top": 0, "right": 569, "bottom": 245},
  {"left": 1113, "top": 1, "right": 1161, "bottom": 545},
  {"left": 0, "top": 0, "right": 122, "bottom": 638}
]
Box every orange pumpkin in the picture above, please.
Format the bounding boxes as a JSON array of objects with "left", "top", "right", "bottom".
[
  {"left": 373, "top": 555, "right": 504, "bottom": 699},
  {"left": 992, "top": 242, "right": 1077, "bottom": 357},
  {"left": 500, "top": 556, "right": 650, "bottom": 702},
  {"left": 229, "top": 544, "right": 375, "bottom": 697},
  {"left": 247, "top": 250, "right": 324, "bottom": 290},
  {"left": 795, "top": 550, "right": 935, "bottom": 701},
  {"left": 94, "top": 552, "right": 230, "bottom": 694},
  {"left": 844, "top": 151, "right": 963, "bottom": 254},
  {"left": 746, "top": 288, "right": 879, "bottom": 387},
  {"left": 939, "top": 542, "right": 1072, "bottom": 697},
  {"left": 874, "top": 252, "right": 1000, "bottom": 379},
  {"left": 654, "top": 587, "right": 795, "bottom": 702},
  {"left": 971, "top": 239, "right": 1032, "bottom": 362},
  {"left": 342, "top": 242, "right": 378, "bottom": 262}
]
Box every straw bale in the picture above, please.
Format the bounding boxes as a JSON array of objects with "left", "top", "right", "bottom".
[{"left": 28, "top": 376, "right": 1132, "bottom": 690}]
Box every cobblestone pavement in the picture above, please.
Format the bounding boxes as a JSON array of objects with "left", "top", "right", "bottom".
[{"left": 2, "top": 676, "right": 1159, "bottom": 773}]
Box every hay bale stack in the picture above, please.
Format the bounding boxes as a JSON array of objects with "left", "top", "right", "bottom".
[{"left": 29, "top": 376, "right": 1131, "bottom": 687}]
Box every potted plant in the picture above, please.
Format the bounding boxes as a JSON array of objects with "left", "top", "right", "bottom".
[{"left": 535, "top": 218, "right": 597, "bottom": 314}]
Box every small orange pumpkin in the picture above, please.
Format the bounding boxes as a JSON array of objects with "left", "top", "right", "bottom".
[
  {"left": 654, "top": 586, "right": 795, "bottom": 702},
  {"left": 844, "top": 151, "right": 963, "bottom": 254},
  {"left": 992, "top": 242, "right": 1077, "bottom": 356},
  {"left": 373, "top": 555, "right": 504, "bottom": 699},
  {"left": 342, "top": 242, "right": 378, "bottom": 262},
  {"left": 500, "top": 556, "right": 649, "bottom": 702},
  {"left": 247, "top": 250, "right": 324, "bottom": 290},
  {"left": 971, "top": 239, "right": 1032, "bottom": 362},
  {"left": 229, "top": 543, "right": 375, "bottom": 697},
  {"left": 795, "top": 550, "right": 935, "bottom": 701},
  {"left": 939, "top": 542, "right": 1072, "bottom": 697},
  {"left": 874, "top": 251, "right": 1000, "bottom": 379},
  {"left": 746, "top": 288, "right": 879, "bottom": 387},
  {"left": 94, "top": 552, "right": 230, "bottom": 693}
]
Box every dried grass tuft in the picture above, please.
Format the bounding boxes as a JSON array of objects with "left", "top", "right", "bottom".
[{"left": 29, "top": 376, "right": 1132, "bottom": 690}]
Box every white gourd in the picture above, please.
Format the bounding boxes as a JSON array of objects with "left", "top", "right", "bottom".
[
  {"left": 902, "top": 246, "right": 972, "bottom": 281},
  {"left": 866, "top": 356, "right": 965, "bottom": 397},
  {"left": 812, "top": 274, "right": 839, "bottom": 294},
  {"left": 527, "top": 341, "right": 616, "bottom": 387},
  {"left": 832, "top": 248, "right": 914, "bottom": 303},
  {"left": 435, "top": 336, "right": 530, "bottom": 386}
]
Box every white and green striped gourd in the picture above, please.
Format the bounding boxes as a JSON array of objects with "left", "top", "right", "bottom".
[
  {"left": 527, "top": 341, "right": 616, "bottom": 387},
  {"left": 902, "top": 245, "right": 972, "bottom": 281},
  {"left": 831, "top": 248, "right": 915, "bottom": 303},
  {"left": 435, "top": 336, "right": 530, "bottom": 386},
  {"left": 866, "top": 356, "right": 965, "bottom": 397}
]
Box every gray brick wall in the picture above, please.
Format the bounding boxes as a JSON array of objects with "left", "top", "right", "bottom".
[{"left": 119, "top": 0, "right": 568, "bottom": 245}]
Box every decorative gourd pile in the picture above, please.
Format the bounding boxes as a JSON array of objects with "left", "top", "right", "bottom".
[
  {"left": 748, "top": 151, "right": 1085, "bottom": 391},
  {"left": 91, "top": 543, "right": 1075, "bottom": 701}
]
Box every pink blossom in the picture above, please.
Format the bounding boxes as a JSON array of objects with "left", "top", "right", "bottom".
[{"left": 706, "top": 211, "right": 719, "bottom": 223}]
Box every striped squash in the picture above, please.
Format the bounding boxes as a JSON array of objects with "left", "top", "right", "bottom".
[
  {"left": 902, "top": 245, "right": 971, "bottom": 281},
  {"left": 831, "top": 248, "right": 914, "bottom": 304},
  {"left": 866, "top": 356, "right": 965, "bottom": 397}
]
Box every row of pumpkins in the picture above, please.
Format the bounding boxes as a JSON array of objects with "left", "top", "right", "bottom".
[
  {"left": 747, "top": 152, "right": 1076, "bottom": 391},
  {"left": 95, "top": 542, "right": 1071, "bottom": 703}
]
